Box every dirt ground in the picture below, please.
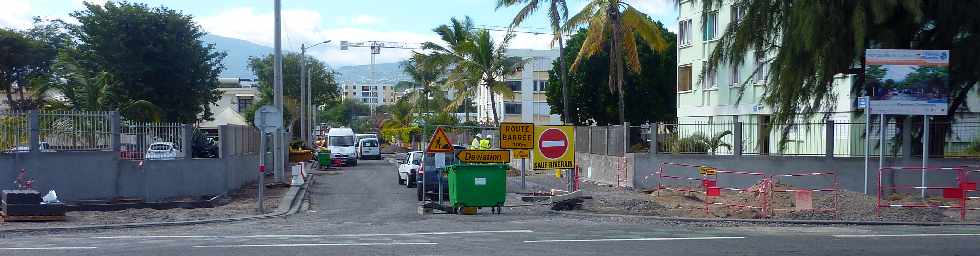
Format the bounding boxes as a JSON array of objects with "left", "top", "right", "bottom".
[
  {"left": 0, "top": 182, "right": 287, "bottom": 230},
  {"left": 576, "top": 180, "right": 976, "bottom": 222}
]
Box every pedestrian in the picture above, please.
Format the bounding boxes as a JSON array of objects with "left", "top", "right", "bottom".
[
  {"left": 480, "top": 134, "right": 492, "bottom": 150},
  {"left": 470, "top": 134, "right": 482, "bottom": 149}
]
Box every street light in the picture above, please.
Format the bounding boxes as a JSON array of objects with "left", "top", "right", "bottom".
[{"left": 300, "top": 40, "right": 331, "bottom": 148}]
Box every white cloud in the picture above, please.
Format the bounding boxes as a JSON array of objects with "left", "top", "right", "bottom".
[
  {"left": 0, "top": 0, "right": 34, "bottom": 29},
  {"left": 630, "top": 0, "right": 676, "bottom": 18},
  {"left": 350, "top": 15, "right": 383, "bottom": 25},
  {"left": 199, "top": 8, "right": 436, "bottom": 67}
]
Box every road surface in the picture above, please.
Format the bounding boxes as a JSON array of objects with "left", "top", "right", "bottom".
[{"left": 1, "top": 159, "right": 978, "bottom": 255}]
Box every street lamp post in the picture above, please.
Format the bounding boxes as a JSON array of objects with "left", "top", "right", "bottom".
[{"left": 300, "top": 40, "right": 331, "bottom": 148}]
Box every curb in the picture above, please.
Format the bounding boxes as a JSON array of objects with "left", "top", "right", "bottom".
[
  {"left": 0, "top": 174, "right": 314, "bottom": 234},
  {"left": 547, "top": 210, "right": 980, "bottom": 226}
]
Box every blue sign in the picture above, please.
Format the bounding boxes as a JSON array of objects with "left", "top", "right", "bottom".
[{"left": 857, "top": 96, "right": 869, "bottom": 109}]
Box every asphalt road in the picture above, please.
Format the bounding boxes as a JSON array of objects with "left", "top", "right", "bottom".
[{"left": 1, "top": 159, "right": 979, "bottom": 255}]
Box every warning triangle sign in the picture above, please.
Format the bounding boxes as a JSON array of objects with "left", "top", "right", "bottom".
[{"left": 427, "top": 127, "right": 454, "bottom": 153}]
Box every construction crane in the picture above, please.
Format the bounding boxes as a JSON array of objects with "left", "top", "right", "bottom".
[{"left": 339, "top": 40, "right": 419, "bottom": 84}]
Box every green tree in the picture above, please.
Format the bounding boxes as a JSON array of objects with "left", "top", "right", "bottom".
[
  {"left": 497, "top": 0, "right": 572, "bottom": 123},
  {"left": 401, "top": 52, "right": 447, "bottom": 118},
  {"left": 423, "top": 17, "right": 481, "bottom": 123},
  {"left": 563, "top": 0, "right": 669, "bottom": 124},
  {"left": 69, "top": 2, "right": 225, "bottom": 122},
  {"left": 317, "top": 98, "right": 371, "bottom": 127},
  {"left": 0, "top": 28, "right": 47, "bottom": 110},
  {"left": 547, "top": 27, "right": 676, "bottom": 125},
  {"left": 247, "top": 52, "right": 340, "bottom": 137}
]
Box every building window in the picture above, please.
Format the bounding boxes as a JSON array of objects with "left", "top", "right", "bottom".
[
  {"left": 731, "top": 4, "right": 745, "bottom": 24},
  {"left": 702, "top": 11, "right": 718, "bottom": 41},
  {"left": 506, "top": 80, "right": 521, "bottom": 91},
  {"left": 236, "top": 96, "right": 253, "bottom": 112},
  {"left": 678, "top": 19, "right": 693, "bottom": 45},
  {"left": 754, "top": 51, "right": 768, "bottom": 84},
  {"left": 678, "top": 65, "right": 693, "bottom": 92},
  {"left": 731, "top": 64, "right": 741, "bottom": 87},
  {"left": 533, "top": 80, "right": 548, "bottom": 92},
  {"left": 504, "top": 102, "right": 522, "bottom": 114},
  {"left": 702, "top": 65, "right": 716, "bottom": 89}
]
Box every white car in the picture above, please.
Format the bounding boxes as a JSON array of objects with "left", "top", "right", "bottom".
[
  {"left": 397, "top": 151, "right": 422, "bottom": 187},
  {"left": 145, "top": 142, "right": 179, "bottom": 160},
  {"left": 357, "top": 138, "right": 381, "bottom": 160}
]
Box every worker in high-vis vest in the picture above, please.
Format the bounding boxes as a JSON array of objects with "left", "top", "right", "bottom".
[
  {"left": 480, "top": 134, "right": 492, "bottom": 149},
  {"left": 470, "top": 134, "right": 482, "bottom": 149}
]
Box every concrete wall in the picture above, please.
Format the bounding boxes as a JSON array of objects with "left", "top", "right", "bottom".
[
  {"left": 0, "top": 152, "right": 258, "bottom": 202},
  {"left": 576, "top": 153, "right": 635, "bottom": 188}
]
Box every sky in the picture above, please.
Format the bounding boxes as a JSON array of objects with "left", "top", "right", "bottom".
[{"left": 0, "top": 0, "right": 678, "bottom": 67}]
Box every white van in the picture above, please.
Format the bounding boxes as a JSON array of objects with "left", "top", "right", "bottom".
[
  {"left": 356, "top": 138, "right": 381, "bottom": 160},
  {"left": 327, "top": 127, "right": 357, "bottom": 166}
]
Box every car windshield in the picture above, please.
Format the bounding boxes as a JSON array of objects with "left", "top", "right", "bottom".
[
  {"left": 362, "top": 140, "right": 378, "bottom": 147},
  {"left": 150, "top": 144, "right": 171, "bottom": 150},
  {"left": 411, "top": 153, "right": 422, "bottom": 165},
  {"left": 329, "top": 136, "right": 355, "bottom": 147}
]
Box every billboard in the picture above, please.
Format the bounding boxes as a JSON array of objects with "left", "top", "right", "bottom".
[{"left": 865, "top": 49, "right": 949, "bottom": 115}]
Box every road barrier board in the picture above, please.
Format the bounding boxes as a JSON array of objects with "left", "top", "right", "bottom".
[
  {"left": 457, "top": 150, "right": 511, "bottom": 163},
  {"left": 499, "top": 122, "right": 534, "bottom": 149}
]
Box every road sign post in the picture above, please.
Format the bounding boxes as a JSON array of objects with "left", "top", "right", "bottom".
[
  {"left": 253, "top": 105, "right": 282, "bottom": 212},
  {"left": 512, "top": 149, "right": 530, "bottom": 190}
]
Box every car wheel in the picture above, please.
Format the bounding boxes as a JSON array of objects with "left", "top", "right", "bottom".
[
  {"left": 407, "top": 174, "right": 417, "bottom": 188},
  {"left": 398, "top": 174, "right": 405, "bottom": 185},
  {"left": 352, "top": 160, "right": 358, "bottom": 166}
]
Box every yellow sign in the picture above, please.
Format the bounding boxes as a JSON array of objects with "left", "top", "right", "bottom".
[
  {"left": 426, "top": 127, "right": 454, "bottom": 153},
  {"left": 457, "top": 150, "right": 511, "bottom": 163},
  {"left": 698, "top": 167, "right": 717, "bottom": 176},
  {"left": 533, "top": 125, "right": 575, "bottom": 170},
  {"left": 499, "top": 122, "right": 534, "bottom": 149},
  {"left": 513, "top": 149, "right": 530, "bottom": 159}
]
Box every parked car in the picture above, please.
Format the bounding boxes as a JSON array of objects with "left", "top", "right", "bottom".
[
  {"left": 397, "top": 151, "right": 422, "bottom": 187},
  {"left": 415, "top": 145, "right": 467, "bottom": 201},
  {"left": 357, "top": 138, "right": 382, "bottom": 160},
  {"left": 327, "top": 127, "right": 357, "bottom": 166},
  {"left": 8, "top": 142, "right": 53, "bottom": 152},
  {"left": 145, "top": 142, "right": 179, "bottom": 160}
]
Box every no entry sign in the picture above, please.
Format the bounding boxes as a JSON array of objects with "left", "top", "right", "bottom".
[{"left": 533, "top": 126, "right": 574, "bottom": 170}]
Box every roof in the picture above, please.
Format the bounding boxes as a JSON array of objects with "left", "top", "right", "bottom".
[{"left": 199, "top": 106, "right": 249, "bottom": 128}]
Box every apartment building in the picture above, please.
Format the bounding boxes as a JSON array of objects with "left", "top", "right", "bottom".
[
  {"left": 675, "top": 0, "right": 979, "bottom": 155},
  {"left": 340, "top": 82, "right": 398, "bottom": 107},
  {"left": 476, "top": 49, "right": 563, "bottom": 125}
]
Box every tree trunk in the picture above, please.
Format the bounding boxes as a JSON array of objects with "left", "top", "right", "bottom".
[
  {"left": 464, "top": 96, "right": 471, "bottom": 122},
  {"left": 3, "top": 88, "right": 14, "bottom": 111},
  {"left": 608, "top": 6, "right": 626, "bottom": 124},
  {"left": 488, "top": 84, "right": 500, "bottom": 125},
  {"left": 558, "top": 32, "right": 570, "bottom": 124}
]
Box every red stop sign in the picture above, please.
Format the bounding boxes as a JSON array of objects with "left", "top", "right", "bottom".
[{"left": 538, "top": 128, "right": 568, "bottom": 159}]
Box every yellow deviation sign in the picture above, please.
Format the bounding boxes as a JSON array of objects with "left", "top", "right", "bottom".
[
  {"left": 499, "top": 122, "right": 534, "bottom": 149},
  {"left": 513, "top": 149, "right": 530, "bottom": 159},
  {"left": 533, "top": 125, "right": 575, "bottom": 170},
  {"left": 698, "top": 166, "right": 717, "bottom": 176},
  {"left": 426, "top": 127, "right": 454, "bottom": 153},
  {"left": 457, "top": 150, "right": 511, "bottom": 163}
]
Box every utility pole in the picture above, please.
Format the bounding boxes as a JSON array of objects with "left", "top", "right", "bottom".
[
  {"left": 300, "top": 40, "right": 331, "bottom": 148},
  {"left": 272, "top": 0, "right": 285, "bottom": 182}
]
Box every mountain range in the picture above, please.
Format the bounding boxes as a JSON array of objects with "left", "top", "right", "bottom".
[{"left": 203, "top": 34, "right": 409, "bottom": 84}]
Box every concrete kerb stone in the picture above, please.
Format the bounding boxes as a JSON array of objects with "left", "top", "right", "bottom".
[
  {"left": 547, "top": 210, "right": 980, "bottom": 227},
  {"left": 0, "top": 173, "right": 315, "bottom": 234}
]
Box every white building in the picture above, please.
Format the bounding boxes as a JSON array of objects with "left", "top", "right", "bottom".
[
  {"left": 475, "top": 49, "right": 563, "bottom": 125},
  {"left": 675, "top": 0, "right": 979, "bottom": 155},
  {"left": 199, "top": 77, "right": 259, "bottom": 133},
  {"left": 340, "top": 82, "right": 397, "bottom": 107}
]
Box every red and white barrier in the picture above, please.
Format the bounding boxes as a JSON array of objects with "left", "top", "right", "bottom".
[
  {"left": 769, "top": 171, "right": 839, "bottom": 218},
  {"left": 877, "top": 166, "right": 969, "bottom": 221},
  {"left": 655, "top": 162, "right": 770, "bottom": 217}
]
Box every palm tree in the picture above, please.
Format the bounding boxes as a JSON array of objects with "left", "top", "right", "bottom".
[
  {"left": 496, "top": 0, "right": 571, "bottom": 124},
  {"left": 423, "top": 17, "right": 478, "bottom": 122},
  {"left": 446, "top": 29, "right": 522, "bottom": 125},
  {"left": 563, "top": 0, "right": 668, "bottom": 123},
  {"left": 401, "top": 52, "right": 447, "bottom": 121}
]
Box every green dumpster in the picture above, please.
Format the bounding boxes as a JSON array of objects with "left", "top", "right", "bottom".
[
  {"left": 447, "top": 163, "right": 509, "bottom": 211},
  {"left": 317, "top": 149, "right": 331, "bottom": 167}
]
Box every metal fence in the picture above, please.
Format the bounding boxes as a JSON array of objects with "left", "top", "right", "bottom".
[
  {"left": 120, "top": 121, "right": 185, "bottom": 160},
  {"left": 0, "top": 111, "right": 28, "bottom": 153},
  {"left": 576, "top": 120, "right": 979, "bottom": 158},
  {"left": 38, "top": 111, "right": 113, "bottom": 151}
]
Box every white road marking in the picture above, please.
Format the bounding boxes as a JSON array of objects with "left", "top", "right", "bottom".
[
  {"left": 524, "top": 236, "right": 745, "bottom": 243},
  {"left": 833, "top": 234, "right": 980, "bottom": 238},
  {"left": 94, "top": 229, "right": 534, "bottom": 239},
  {"left": 541, "top": 141, "right": 565, "bottom": 147},
  {"left": 0, "top": 247, "right": 98, "bottom": 250},
  {"left": 192, "top": 242, "right": 437, "bottom": 248}
]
